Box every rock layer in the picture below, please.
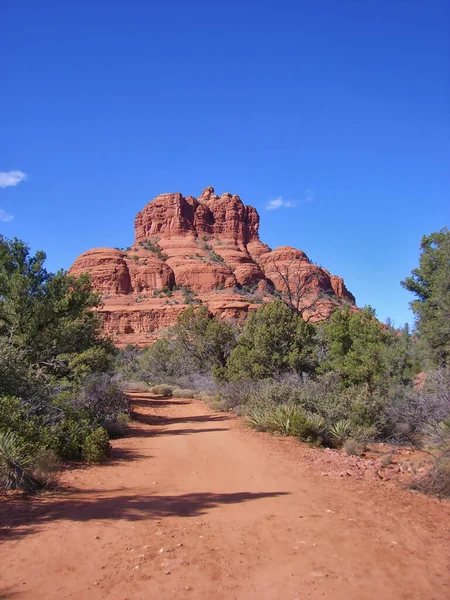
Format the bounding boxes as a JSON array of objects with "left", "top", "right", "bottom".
[{"left": 70, "top": 187, "right": 355, "bottom": 346}]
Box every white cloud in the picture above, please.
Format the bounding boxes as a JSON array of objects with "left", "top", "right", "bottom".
[
  {"left": 266, "top": 196, "right": 296, "bottom": 211},
  {"left": 0, "top": 170, "right": 27, "bottom": 188},
  {"left": 0, "top": 209, "right": 14, "bottom": 222}
]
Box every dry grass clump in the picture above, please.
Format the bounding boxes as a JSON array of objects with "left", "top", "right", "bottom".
[
  {"left": 344, "top": 438, "right": 364, "bottom": 456},
  {"left": 149, "top": 384, "right": 174, "bottom": 397},
  {"left": 120, "top": 381, "right": 149, "bottom": 392},
  {"left": 172, "top": 388, "right": 195, "bottom": 399}
]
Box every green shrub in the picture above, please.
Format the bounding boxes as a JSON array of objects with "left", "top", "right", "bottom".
[
  {"left": 82, "top": 427, "right": 110, "bottom": 463},
  {"left": 48, "top": 417, "right": 94, "bottom": 461},
  {"left": 226, "top": 301, "right": 317, "bottom": 380},
  {"left": 0, "top": 396, "right": 46, "bottom": 452}
]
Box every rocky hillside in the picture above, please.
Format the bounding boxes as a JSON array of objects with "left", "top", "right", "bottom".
[{"left": 70, "top": 186, "right": 355, "bottom": 346}]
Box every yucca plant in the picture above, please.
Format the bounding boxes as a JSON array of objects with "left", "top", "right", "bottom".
[
  {"left": 329, "top": 419, "right": 352, "bottom": 446},
  {"left": 266, "top": 404, "right": 308, "bottom": 436},
  {"left": 247, "top": 407, "right": 271, "bottom": 431},
  {"left": 0, "top": 431, "right": 43, "bottom": 492}
]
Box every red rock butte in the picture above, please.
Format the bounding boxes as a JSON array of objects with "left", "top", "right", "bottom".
[{"left": 70, "top": 186, "right": 356, "bottom": 347}]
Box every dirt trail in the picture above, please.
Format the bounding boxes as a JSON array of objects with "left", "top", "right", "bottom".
[{"left": 1, "top": 393, "right": 450, "bottom": 600}]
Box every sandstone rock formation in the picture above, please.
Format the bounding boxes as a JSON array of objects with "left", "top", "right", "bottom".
[{"left": 70, "top": 187, "right": 356, "bottom": 346}]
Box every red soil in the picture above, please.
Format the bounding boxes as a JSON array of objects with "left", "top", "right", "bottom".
[{"left": 1, "top": 393, "right": 449, "bottom": 599}]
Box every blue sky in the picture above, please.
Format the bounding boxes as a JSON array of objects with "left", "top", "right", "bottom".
[{"left": 1, "top": 0, "right": 449, "bottom": 327}]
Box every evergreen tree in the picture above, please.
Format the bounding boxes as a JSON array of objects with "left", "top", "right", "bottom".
[
  {"left": 320, "top": 306, "right": 392, "bottom": 391},
  {"left": 401, "top": 228, "right": 450, "bottom": 366},
  {"left": 226, "top": 300, "right": 317, "bottom": 380}
]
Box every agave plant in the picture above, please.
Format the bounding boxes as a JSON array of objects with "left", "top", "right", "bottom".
[
  {"left": 329, "top": 419, "right": 352, "bottom": 445},
  {"left": 0, "top": 431, "right": 43, "bottom": 492}
]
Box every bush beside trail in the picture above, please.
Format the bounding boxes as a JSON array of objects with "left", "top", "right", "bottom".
[{"left": 0, "top": 236, "right": 130, "bottom": 492}]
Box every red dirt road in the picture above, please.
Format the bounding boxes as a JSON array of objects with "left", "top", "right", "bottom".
[{"left": 1, "top": 393, "right": 450, "bottom": 599}]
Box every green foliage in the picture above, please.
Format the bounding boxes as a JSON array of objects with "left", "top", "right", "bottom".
[
  {"left": 0, "top": 235, "right": 106, "bottom": 364},
  {"left": 60, "top": 346, "right": 115, "bottom": 385},
  {"left": 0, "top": 235, "right": 127, "bottom": 469},
  {"left": 140, "top": 238, "right": 169, "bottom": 260},
  {"left": 181, "top": 285, "right": 197, "bottom": 304},
  {"left": 0, "top": 396, "right": 48, "bottom": 452},
  {"left": 139, "top": 338, "right": 183, "bottom": 384},
  {"left": 384, "top": 322, "right": 421, "bottom": 384},
  {"left": 208, "top": 250, "right": 225, "bottom": 263},
  {"left": 402, "top": 228, "right": 450, "bottom": 366},
  {"left": 135, "top": 306, "right": 237, "bottom": 384},
  {"left": 82, "top": 427, "right": 110, "bottom": 463},
  {"left": 48, "top": 416, "right": 94, "bottom": 460},
  {"left": 226, "top": 300, "right": 317, "bottom": 381},
  {"left": 320, "top": 306, "right": 392, "bottom": 391}
]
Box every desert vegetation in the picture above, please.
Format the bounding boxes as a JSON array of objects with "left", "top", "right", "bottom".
[
  {"left": 0, "top": 235, "right": 130, "bottom": 491},
  {"left": 115, "top": 228, "right": 450, "bottom": 495},
  {"left": 1, "top": 228, "right": 449, "bottom": 496}
]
